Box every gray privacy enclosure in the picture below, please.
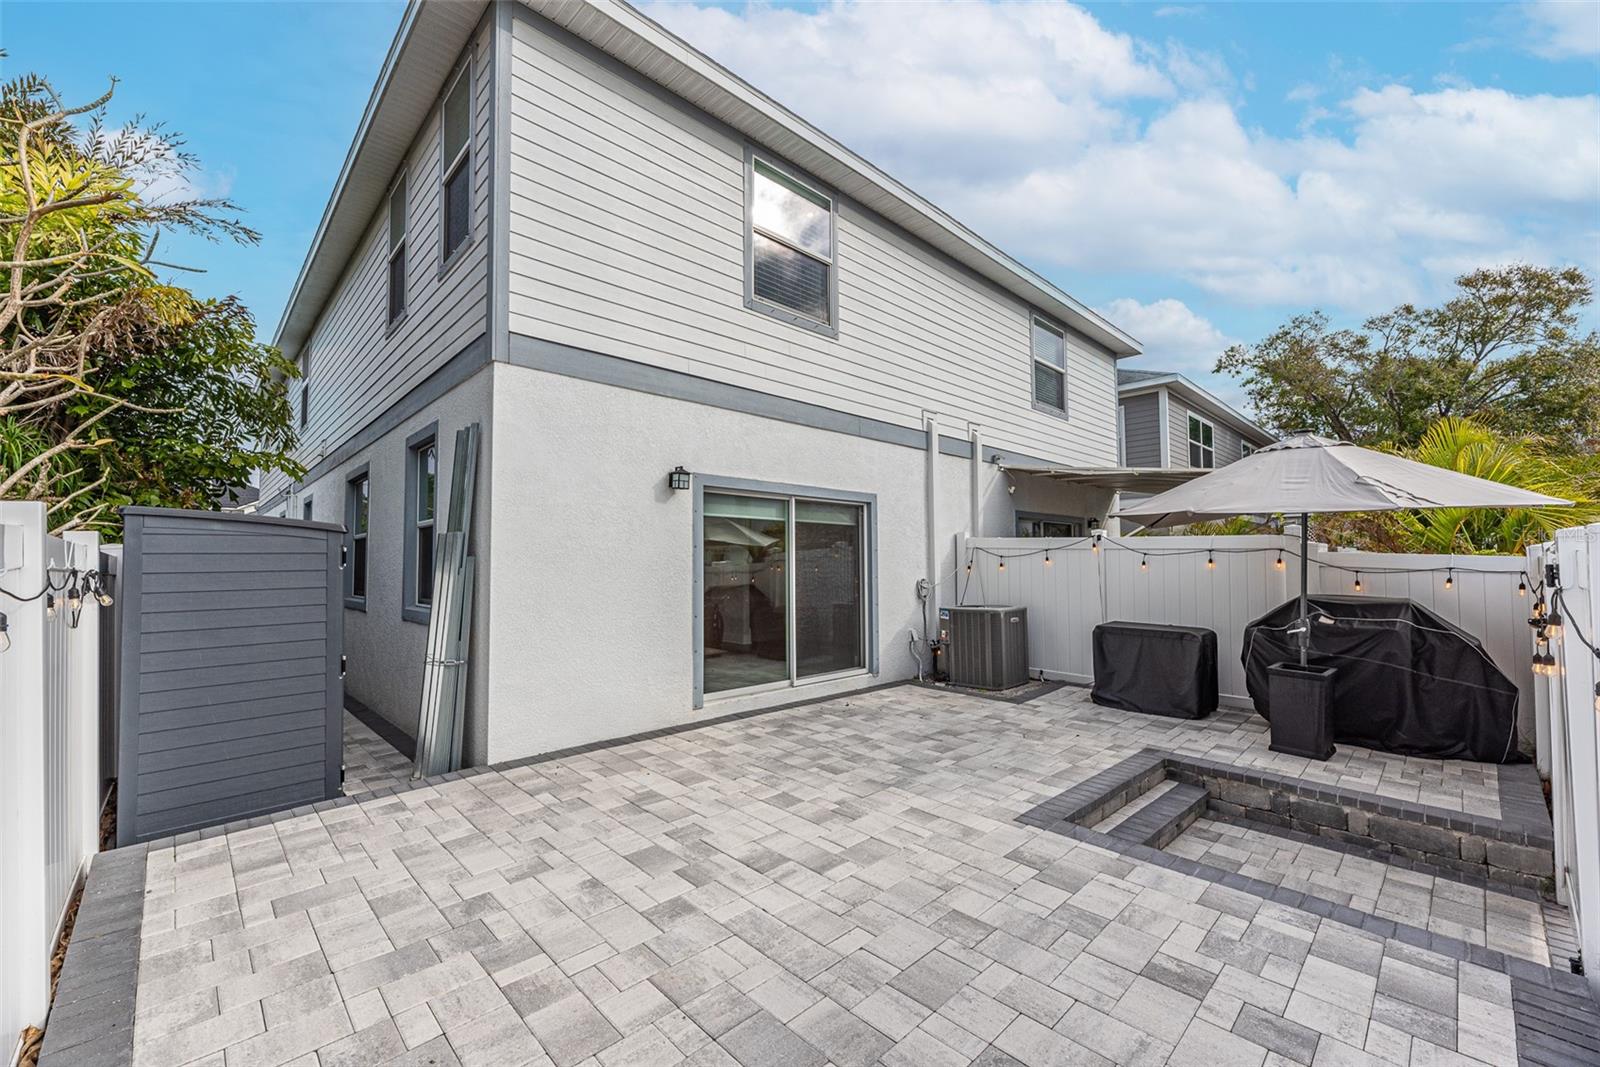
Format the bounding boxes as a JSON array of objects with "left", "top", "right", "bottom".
[{"left": 116, "top": 508, "right": 344, "bottom": 845}]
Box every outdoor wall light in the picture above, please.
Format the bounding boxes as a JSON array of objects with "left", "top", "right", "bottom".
[{"left": 668, "top": 466, "right": 692, "bottom": 491}]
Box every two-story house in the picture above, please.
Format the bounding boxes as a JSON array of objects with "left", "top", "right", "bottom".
[
  {"left": 1118, "top": 369, "right": 1275, "bottom": 472},
  {"left": 261, "top": 0, "right": 1146, "bottom": 766}
]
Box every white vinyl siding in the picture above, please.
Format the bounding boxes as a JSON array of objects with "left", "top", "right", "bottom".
[
  {"left": 504, "top": 15, "right": 1119, "bottom": 468},
  {"left": 261, "top": 21, "right": 493, "bottom": 503}
]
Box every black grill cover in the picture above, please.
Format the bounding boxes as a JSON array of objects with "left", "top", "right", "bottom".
[
  {"left": 1092, "top": 622, "right": 1218, "bottom": 719},
  {"left": 1242, "top": 595, "right": 1522, "bottom": 763}
]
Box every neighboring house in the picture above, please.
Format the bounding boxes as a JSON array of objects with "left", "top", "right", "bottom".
[
  {"left": 1118, "top": 369, "right": 1274, "bottom": 473},
  {"left": 260, "top": 0, "right": 1148, "bottom": 765}
]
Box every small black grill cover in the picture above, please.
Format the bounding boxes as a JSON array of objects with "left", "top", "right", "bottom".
[
  {"left": 1092, "top": 622, "right": 1218, "bottom": 719},
  {"left": 1242, "top": 595, "right": 1522, "bottom": 763}
]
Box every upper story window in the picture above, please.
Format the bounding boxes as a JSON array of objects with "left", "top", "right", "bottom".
[
  {"left": 388, "top": 174, "right": 407, "bottom": 323},
  {"left": 1241, "top": 441, "right": 1255, "bottom": 458},
  {"left": 1031, "top": 316, "right": 1067, "bottom": 414},
  {"left": 441, "top": 65, "right": 471, "bottom": 262},
  {"left": 1188, "top": 414, "right": 1216, "bottom": 468},
  {"left": 747, "top": 155, "right": 836, "bottom": 332}
]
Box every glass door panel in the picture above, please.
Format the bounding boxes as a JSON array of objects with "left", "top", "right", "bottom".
[
  {"left": 795, "top": 500, "right": 864, "bottom": 677},
  {"left": 703, "top": 494, "right": 789, "bottom": 694}
]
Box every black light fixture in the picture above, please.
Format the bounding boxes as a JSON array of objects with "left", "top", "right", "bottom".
[{"left": 667, "top": 466, "right": 691, "bottom": 491}]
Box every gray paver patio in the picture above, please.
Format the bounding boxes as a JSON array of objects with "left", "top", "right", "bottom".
[{"left": 103, "top": 685, "right": 1580, "bottom": 1065}]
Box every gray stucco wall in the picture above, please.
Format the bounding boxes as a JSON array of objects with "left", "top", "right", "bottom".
[{"left": 116, "top": 508, "right": 344, "bottom": 845}]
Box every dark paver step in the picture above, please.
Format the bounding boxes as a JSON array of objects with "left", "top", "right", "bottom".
[{"left": 1108, "top": 782, "right": 1209, "bottom": 849}]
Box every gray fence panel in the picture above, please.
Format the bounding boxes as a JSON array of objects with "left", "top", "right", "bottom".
[{"left": 116, "top": 508, "right": 344, "bottom": 846}]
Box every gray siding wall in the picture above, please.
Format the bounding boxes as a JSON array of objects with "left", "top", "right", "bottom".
[
  {"left": 1120, "top": 393, "right": 1162, "bottom": 468},
  {"left": 1168, "top": 397, "right": 1247, "bottom": 469},
  {"left": 504, "top": 12, "right": 1120, "bottom": 469},
  {"left": 262, "top": 17, "right": 495, "bottom": 504},
  {"left": 116, "top": 509, "right": 343, "bottom": 845}
]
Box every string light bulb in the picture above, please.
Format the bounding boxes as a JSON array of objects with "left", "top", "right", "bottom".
[
  {"left": 1444, "top": 569, "right": 1454, "bottom": 591},
  {"left": 1545, "top": 611, "right": 1564, "bottom": 639},
  {"left": 66, "top": 584, "right": 82, "bottom": 613},
  {"left": 45, "top": 593, "right": 57, "bottom": 621},
  {"left": 1091, "top": 536, "right": 1100, "bottom": 554},
  {"left": 998, "top": 558, "right": 1005, "bottom": 571},
  {"left": 1353, "top": 573, "right": 1362, "bottom": 593},
  {"left": 1275, "top": 552, "right": 1284, "bottom": 570},
  {"left": 1206, "top": 553, "right": 1215, "bottom": 570},
  {"left": 1044, "top": 550, "right": 1052, "bottom": 566},
  {"left": 0, "top": 613, "right": 9, "bottom": 654},
  {"left": 965, "top": 561, "right": 972, "bottom": 575},
  {"left": 1518, "top": 577, "right": 1527, "bottom": 597},
  {"left": 1593, "top": 680, "right": 1599, "bottom": 714},
  {"left": 1140, "top": 555, "right": 1148, "bottom": 572}
]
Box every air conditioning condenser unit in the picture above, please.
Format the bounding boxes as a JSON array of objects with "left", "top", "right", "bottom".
[{"left": 940, "top": 605, "right": 1029, "bottom": 690}]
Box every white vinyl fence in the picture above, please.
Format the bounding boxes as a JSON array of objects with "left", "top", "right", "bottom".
[
  {"left": 1536, "top": 522, "right": 1600, "bottom": 1000},
  {"left": 956, "top": 532, "right": 1536, "bottom": 735},
  {"left": 0, "top": 502, "right": 102, "bottom": 1063}
]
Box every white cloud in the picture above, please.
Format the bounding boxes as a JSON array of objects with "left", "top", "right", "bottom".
[
  {"left": 1522, "top": 0, "right": 1600, "bottom": 59},
  {"left": 1098, "top": 297, "right": 1235, "bottom": 374},
  {"left": 644, "top": 0, "right": 1600, "bottom": 314}
]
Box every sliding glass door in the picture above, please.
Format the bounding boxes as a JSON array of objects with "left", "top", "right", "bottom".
[{"left": 702, "top": 491, "right": 866, "bottom": 697}]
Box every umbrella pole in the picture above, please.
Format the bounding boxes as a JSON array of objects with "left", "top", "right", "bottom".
[{"left": 1298, "top": 512, "right": 1310, "bottom": 667}]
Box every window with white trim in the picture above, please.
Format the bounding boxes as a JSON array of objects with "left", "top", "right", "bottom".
[
  {"left": 1188, "top": 414, "right": 1216, "bottom": 468},
  {"left": 440, "top": 66, "right": 471, "bottom": 262},
  {"left": 1241, "top": 441, "right": 1255, "bottom": 458},
  {"left": 387, "top": 174, "right": 407, "bottom": 323},
  {"left": 1031, "top": 316, "right": 1067, "bottom": 413},
  {"left": 747, "top": 157, "right": 835, "bottom": 328}
]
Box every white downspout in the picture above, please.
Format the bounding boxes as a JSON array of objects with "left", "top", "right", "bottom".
[
  {"left": 969, "top": 424, "right": 983, "bottom": 537},
  {"left": 924, "top": 413, "right": 941, "bottom": 642}
]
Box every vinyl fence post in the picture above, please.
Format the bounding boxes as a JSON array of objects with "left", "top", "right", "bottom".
[{"left": 65, "top": 530, "right": 102, "bottom": 864}]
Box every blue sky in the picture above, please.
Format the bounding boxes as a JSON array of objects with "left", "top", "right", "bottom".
[{"left": 8, "top": 1, "right": 1598, "bottom": 403}]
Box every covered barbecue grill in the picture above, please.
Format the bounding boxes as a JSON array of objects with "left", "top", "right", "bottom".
[{"left": 1242, "top": 594, "right": 1522, "bottom": 763}]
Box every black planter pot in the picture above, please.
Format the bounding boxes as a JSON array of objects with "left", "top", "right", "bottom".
[{"left": 1267, "top": 662, "right": 1337, "bottom": 761}]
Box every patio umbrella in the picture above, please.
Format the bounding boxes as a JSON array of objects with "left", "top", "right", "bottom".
[{"left": 1112, "top": 433, "right": 1570, "bottom": 664}]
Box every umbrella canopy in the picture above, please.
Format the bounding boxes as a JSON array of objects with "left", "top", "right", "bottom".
[{"left": 1114, "top": 433, "right": 1569, "bottom": 528}]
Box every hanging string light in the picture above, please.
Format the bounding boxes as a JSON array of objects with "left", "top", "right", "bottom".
[
  {"left": 1274, "top": 552, "right": 1284, "bottom": 571},
  {"left": 1206, "top": 552, "right": 1215, "bottom": 570},
  {"left": 1044, "top": 550, "right": 1052, "bottom": 566},
  {"left": 1140, "top": 555, "right": 1148, "bottom": 572},
  {"left": 1444, "top": 568, "right": 1454, "bottom": 591},
  {"left": 998, "top": 558, "right": 1005, "bottom": 571},
  {"left": 1518, "top": 577, "right": 1527, "bottom": 597},
  {"left": 1353, "top": 572, "right": 1362, "bottom": 593},
  {"left": 45, "top": 593, "right": 57, "bottom": 621},
  {"left": 1546, "top": 611, "right": 1564, "bottom": 639}
]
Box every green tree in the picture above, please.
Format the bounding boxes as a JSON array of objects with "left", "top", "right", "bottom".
[
  {"left": 1, "top": 71, "right": 300, "bottom": 531},
  {"left": 1323, "top": 417, "right": 1600, "bottom": 554},
  {"left": 1216, "top": 266, "right": 1600, "bottom": 447}
]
